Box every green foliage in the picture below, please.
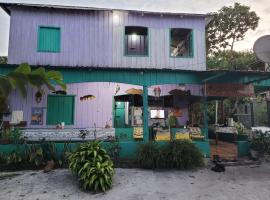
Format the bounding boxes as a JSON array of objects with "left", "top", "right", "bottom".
[
  {"left": 0, "top": 63, "right": 66, "bottom": 113},
  {"left": 10, "top": 128, "right": 23, "bottom": 144},
  {"left": 0, "top": 57, "right": 7, "bottom": 64},
  {"left": 234, "top": 122, "right": 246, "bottom": 134},
  {"left": 26, "top": 144, "right": 45, "bottom": 167},
  {"left": 207, "top": 3, "right": 259, "bottom": 54},
  {"left": 0, "top": 141, "right": 71, "bottom": 169},
  {"left": 137, "top": 142, "right": 159, "bottom": 169},
  {"left": 137, "top": 141, "right": 204, "bottom": 170},
  {"left": 3, "top": 151, "right": 23, "bottom": 165},
  {"left": 68, "top": 141, "right": 114, "bottom": 192},
  {"left": 207, "top": 50, "right": 264, "bottom": 71},
  {"left": 0, "top": 128, "right": 23, "bottom": 144},
  {"left": 250, "top": 130, "right": 270, "bottom": 155}
]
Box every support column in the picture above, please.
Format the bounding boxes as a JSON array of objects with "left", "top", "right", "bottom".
[
  {"left": 143, "top": 85, "right": 149, "bottom": 142},
  {"left": 203, "top": 97, "right": 208, "bottom": 139}
]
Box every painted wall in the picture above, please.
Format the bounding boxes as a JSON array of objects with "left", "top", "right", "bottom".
[
  {"left": 4, "top": 83, "right": 201, "bottom": 129},
  {"left": 8, "top": 7, "right": 206, "bottom": 71}
]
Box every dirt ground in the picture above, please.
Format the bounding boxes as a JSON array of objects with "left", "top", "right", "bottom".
[{"left": 0, "top": 163, "right": 270, "bottom": 200}]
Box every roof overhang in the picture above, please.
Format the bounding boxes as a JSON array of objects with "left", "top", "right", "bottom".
[
  {"left": 1, "top": 64, "right": 270, "bottom": 92},
  {"left": 0, "top": 1, "right": 211, "bottom": 19}
]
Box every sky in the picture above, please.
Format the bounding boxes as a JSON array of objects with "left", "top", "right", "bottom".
[{"left": 0, "top": 0, "right": 270, "bottom": 56}]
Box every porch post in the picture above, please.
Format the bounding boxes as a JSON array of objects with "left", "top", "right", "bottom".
[
  {"left": 203, "top": 97, "right": 208, "bottom": 139},
  {"left": 143, "top": 85, "right": 149, "bottom": 142}
]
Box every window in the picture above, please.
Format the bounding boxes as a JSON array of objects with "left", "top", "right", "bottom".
[
  {"left": 38, "top": 26, "right": 61, "bottom": 52},
  {"left": 124, "top": 26, "right": 148, "bottom": 56},
  {"left": 170, "top": 28, "right": 193, "bottom": 57},
  {"left": 47, "top": 95, "right": 75, "bottom": 125}
]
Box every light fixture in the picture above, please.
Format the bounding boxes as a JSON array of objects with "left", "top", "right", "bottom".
[
  {"left": 131, "top": 33, "right": 138, "bottom": 42},
  {"left": 113, "top": 11, "right": 120, "bottom": 24}
]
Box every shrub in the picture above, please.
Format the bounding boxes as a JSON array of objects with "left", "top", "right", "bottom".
[
  {"left": 169, "top": 140, "right": 204, "bottom": 169},
  {"left": 250, "top": 130, "right": 270, "bottom": 155},
  {"left": 68, "top": 141, "right": 114, "bottom": 192},
  {"left": 137, "top": 140, "right": 204, "bottom": 170},
  {"left": 234, "top": 122, "right": 246, "bottom": 135},
  {"left": 136, "top": 142, "right": 159, "bottom": 169}
]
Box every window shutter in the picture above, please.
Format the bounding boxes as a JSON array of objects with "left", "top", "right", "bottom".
[{"left": 38, "top": 26, "right": 61, "bottom": 52}]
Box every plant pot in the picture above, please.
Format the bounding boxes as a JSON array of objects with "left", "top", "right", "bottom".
[{"left": 250, "top": 149, "right": 259, "bottom": 160}]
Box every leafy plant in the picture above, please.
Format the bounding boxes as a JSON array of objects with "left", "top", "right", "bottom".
[
  {"left": 26, "top": 144, "right": 45, "bottom": 167},
  {"left": 0, "top": 129, "right": 12, "bottom": 144},
  {"left": 68, "top": 141, "right": 114, "bottom": 192},
  {"left": 250, "top": 130, "right": 270, "bottom": 155},
  {"left": 0, "top": 63, "right": 66, "bottom": 114},
  {"left": 10, "top": 128, "right": 23, "bottom": 144},
  {"left": 207, "top": 3, "right": 259, "bottom": 54},
  {"left": 4, "top": 151, "right": 23, "bottom": 165},
  {"left": 234, "top": 122, "right": 246, "bottom": 135},
  {"left": 137, "top": 141, "right": 204, "bottom": 169},
  {"left": 136, "top": 142, "right": 159, "bottom": 169}
]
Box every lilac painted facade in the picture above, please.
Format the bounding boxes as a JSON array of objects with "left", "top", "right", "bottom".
[
  {"left": 4, "top": 83, "right": 202, "bottom": 129},
  {"left": 7, "top": 6, "right": 207, "bottom": 71}
]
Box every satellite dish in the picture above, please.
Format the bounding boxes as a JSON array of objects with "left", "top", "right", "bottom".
[{"left": 253, "top": 35, "right": 270, "bottom": 63}]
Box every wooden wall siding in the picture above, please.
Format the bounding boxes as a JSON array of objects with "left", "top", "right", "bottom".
[
  {"left": 4, "top": 83, "right": 197, "bottom": 128},
  {"left": 8, "top": 7, "right": 206, "bottom": 71},
  {"left": 5, "top": 83, "right": 143, "bottom": 128}
]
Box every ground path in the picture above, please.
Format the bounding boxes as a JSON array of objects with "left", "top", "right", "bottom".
[{"left": 0, "top": 164, "right": 270, "bottom": 200}]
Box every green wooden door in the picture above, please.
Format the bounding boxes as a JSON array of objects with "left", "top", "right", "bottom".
[
  {"left": 47, "top": 95, "right": 75, "bottom": 125},
  {"left": 114, "top": 102, "right": 125, "bottom": 128}
]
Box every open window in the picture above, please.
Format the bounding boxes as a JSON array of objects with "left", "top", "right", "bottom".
[
  {"left": 170, "top": 28, "right": 193, "bottom": 57},
  {"left": 124, "top": 26, "right": 148, "bottom": 56}
]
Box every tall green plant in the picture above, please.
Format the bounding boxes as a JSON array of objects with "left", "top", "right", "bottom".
[
  {"left": 137, "top": 141, "right": 204, "bottom": 170},
  {"left": 0, "top": 63, "right": 66, "bottom": 113},
  {"left": 137, "top": 142, "right": 159, "bottom": 169},
  {"left": 68, "top": 141, "right": 114, "bottom": 192}
]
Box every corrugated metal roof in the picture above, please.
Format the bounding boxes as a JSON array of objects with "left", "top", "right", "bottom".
[{"left": 0, "top": 0, "right": 210, "bottom": 17}]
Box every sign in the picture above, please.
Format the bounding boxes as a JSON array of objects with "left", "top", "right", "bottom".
[
  {"left": 206, "top": 84, "right": 254, "bottom": 98},
  {"left": 31, "top": 107, "right": 44, "bottom": 125}
]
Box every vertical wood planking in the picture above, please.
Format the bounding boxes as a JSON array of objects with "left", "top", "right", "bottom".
[{"left": 8, "top": 7, "right": 206, "bottom": 71}]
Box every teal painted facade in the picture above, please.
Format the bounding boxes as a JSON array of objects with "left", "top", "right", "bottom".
[{"left": 0, "top": 140, "right": 212, "bottom": 160}]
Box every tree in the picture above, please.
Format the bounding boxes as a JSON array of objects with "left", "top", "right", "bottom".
[
  {"left": 0, "top": 57, "right": 7, "bottom": 64},
  {"left": 206, "top": 3, "right": 260, "bottom": 54},
  {"left": 207, "top": 50, "right": 265, "bottom": 70},
  {"left": 0, "top": 63, "right": 66, "bottom": 114}
]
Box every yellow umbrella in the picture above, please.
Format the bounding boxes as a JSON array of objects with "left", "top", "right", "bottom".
[{"left": 125, "top": 88, "right": 143, "bottom": 95}]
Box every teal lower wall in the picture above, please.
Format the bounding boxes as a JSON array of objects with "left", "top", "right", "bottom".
[
  {"left": 237, "top": 141, "right": 250, "bottom": 157},
  {"left": 0, "top": 140, "right": 211, "bottom": 160},
  {"left": 194, "top": 140, "right": 211, "bottom": 157}
]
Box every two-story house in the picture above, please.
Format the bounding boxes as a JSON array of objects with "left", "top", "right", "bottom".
[{"left": 2, "top": 1, "right": 268, "bottom": 158}]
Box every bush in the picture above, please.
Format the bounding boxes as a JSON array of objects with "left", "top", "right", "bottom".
[
  {"left": 250, "top": 130, "right": 270, "bottom": 155},
  {"left": 137, "top": 142, "right": 159, "bottom": 169},
  {"left": 68, "top": 141, "right": 114, "bottom": 192},
  {"left": 137, "top": 140, "right": 204, "bottom": 170}
]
